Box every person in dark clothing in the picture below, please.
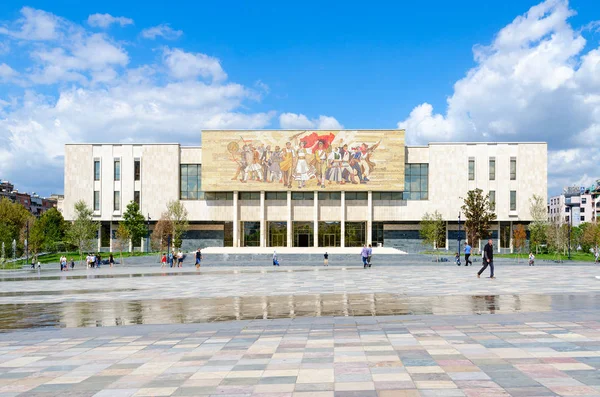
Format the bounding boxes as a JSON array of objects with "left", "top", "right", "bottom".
[{"left": 477, "top": 239, "right": 495, "bottom": 279}]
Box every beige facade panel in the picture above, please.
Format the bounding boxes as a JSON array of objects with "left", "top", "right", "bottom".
[
  {"left": 292, "top": 203, "right": 315, "bottom": 221},
  {"left": 202, "top": 130, "right": 405, "bottom": 192}
]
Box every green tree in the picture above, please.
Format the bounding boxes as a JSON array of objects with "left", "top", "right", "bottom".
[
  {"left": 0, "top": 198, "right": 31, "bottom": 256},
  {"left": 461, "top": 189, "right": 496, "bottom": 252},
  {"left": 29, "top": 215, "right": 45, "bottom": 257},
  {"left": 114, "top": 223, "right": 130, "bottom": 265},
  {"left": 122, "top": 201, "right": 147, "bottom": 249},
  {"left": 420, "top": 210, "right": 446, "bottom": 261},
  {"left": 166, "top": 200, "right": 189, "bottom": 249},
  {"left": 513, "top": 224, "right": 527, "bottom": 262},
  {"left": 528, "top": 194, "right": 548, "bottom": 254},
  {"left": 66, "top": 200, "right": 98, "bottom": 265},
  {"left": 29, "top": 208, "right": 67, "bottom": 254},
  {"left": 582, "top": 221, "right": 600, "bottom": 253}
]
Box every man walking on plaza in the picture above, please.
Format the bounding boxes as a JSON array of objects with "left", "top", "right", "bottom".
[
  {"left": 464, "top": 242, "right": 472, "bottom": 266},
  {"left": 367, "top": 244, "right": 373, "bottom": 267},
  {"left": 477, "top": 239, "right": 495, "bottom": 279},
  {"left": 361, "top": 245, "right": 370, "bottom": 268},
  {"left": 195, "top": 249, "right": 202, "bottom": 269}
]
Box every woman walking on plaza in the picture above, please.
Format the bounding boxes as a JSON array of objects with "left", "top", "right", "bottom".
[
  {"left": 161, "top": 253, "right": 167, "bottom": 268},
  {"left": 109, "top": 253, "right": 115, "bottom": 268}
]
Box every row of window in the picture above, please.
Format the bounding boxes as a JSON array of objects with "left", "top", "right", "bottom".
[
  {"left": 469, "top": 157, "right": 516, "bottom": 181},
  {"left": 94, "top": 159, "right": 141, "bottom": 181},
  {"left": 92, "top": 190, "right": 140, "bottom": 212},
  {"left": 549, "top": 206, "right": 587, "bottom": 214},
  {"left": 236, "top": 191, "right": 407, "bottom": 201},
  {"left": 488, "top": 190, "right": 517, "bottom": 211}
]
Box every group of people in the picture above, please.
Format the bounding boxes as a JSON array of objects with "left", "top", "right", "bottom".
[
  {"left": 85, "top": 253, "right": 115, "bottom": 268},
  {"left": 160, "top": 249, "right": 195, "bottom": 268},
  {"left": 229, "top": 133, "right": 380, "bottom": 189},
  {"left": 59, "top": 255, "right": 74, "bottom": 271},
  {"left": 271, "top": 247, "right": 373, "bottom": 268}
]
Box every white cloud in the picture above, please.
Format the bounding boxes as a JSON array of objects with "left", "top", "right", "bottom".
[
  {"left": 0, "top": 7, "right": 64, "bottom": 41},
  {"left": 279, "top": 113, "right": 343, "bottom": 129},
  {"left": 0, "top": 8, "right": 277, "bottom": 196},
  {"left": 87, "top": 13, "right": 134, "bottom": 28},
  {"left": 398, "top": 0, "right": 600, "bottom": 193},
  {"left": 163, "top": 48, "right": 226, "bottom": 82},
  {"left": 140, "top": 24, "right": 182, "bottom": 40}
]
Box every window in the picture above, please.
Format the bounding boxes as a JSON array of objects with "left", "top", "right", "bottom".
[
  {"left": 94, "top": 160, "right": 101, "bottom": 181},
  {"left": 292, "top": 192, "right": 314, "bottom": 200},
  {"left": 318, "top": 192, "right": 341, "bottom": 200},
  {"left": 510, "top": 190, "right": 516, "bottom": 211},
  {"left": 113, "top": 191, "right": 120, "bottom": 211},
  {"left": 581, "top": 216, "right": 585, "bottom": 221},
  {"left": 468, "top": 158, "right": 475, "bottom": 180},
  {"left": 500, "top": 224, "right": 511, "bottom": 249},
  {"left": 510, "top": 157, "right": 516, "bottom": 180},
  {"left": 266, "top": 192, "right": 287, "bottom": 200},
  {"left": 114, "top": 159, "right": 120, "bottom": 181},
  {"left": 489, "top": 190, "right": 496, "bottom": 211},
  {"left": 582, "top": 198, "right": 587, "bottom": 204},
  {"left": 345, "top": 192, "right": 367, "bottom": 200},
  {"left": 180, "top": 164, "right": 203, "bottom": 200},
  {"left": 205, "top": 192, "right": 233, "bottom": 200},
  {"left": 134, "top": 159, "right": 141, "bottom": 181},
  {"left": 134, "top": 191, "right": 140, "bottom": 206},
  {"left": 372, "top": 192, "right": 403, "bottom": 200},
  {"left": 565, "top": 207, "right": 570, "bottom": 213},
  {"left": 239, "top": 192, "right": 259, "bottom": 200},
  {"left": 489, "top": 158, "right": 495, "bottom": 181},
  {"left": 403, "top": 164, "right": 428, "bottom": 200},
  {"left": 93, "top": 191, "right": 100, "bottom": 211},
  {"left": 566, "top": 216, "right": 570, "bottom": 222},
  {"left": 581, "top": 207, "right": 585, "bottom": 213}
]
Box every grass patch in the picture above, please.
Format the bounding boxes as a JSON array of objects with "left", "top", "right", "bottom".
[
  {"left": 2, "top": 251, "right": 158, "bottom": 269},
  {"left": 495, "top": 252, "right": 596, "bottom": 262}
]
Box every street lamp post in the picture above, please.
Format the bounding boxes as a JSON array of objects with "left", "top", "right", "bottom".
[
  {"left": 147, "top": 213, "right": 151, "bottom": 253},
  {"left": 458, "top": 213, "right": 462, "bottom": 258}
]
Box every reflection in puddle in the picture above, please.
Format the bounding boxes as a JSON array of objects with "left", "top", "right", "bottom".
[{"left": 0, "top": 293, "right": 597, "bottom": 332}]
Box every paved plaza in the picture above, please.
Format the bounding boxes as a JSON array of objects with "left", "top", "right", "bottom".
[{"left": 0, "top": 264, "right": 599, "bottom": 396}]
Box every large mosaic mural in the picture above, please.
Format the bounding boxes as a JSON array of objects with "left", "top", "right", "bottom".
[{"left": 201, "top": 130, "right": 405, "bottom": 191}]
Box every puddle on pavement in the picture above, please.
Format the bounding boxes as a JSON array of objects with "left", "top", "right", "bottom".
[
  {"left": 1, "top": 293, "right": 598, "bottom": 332},
  {"left": 0, "top": 288, "right": 138, "bottom": 298}
]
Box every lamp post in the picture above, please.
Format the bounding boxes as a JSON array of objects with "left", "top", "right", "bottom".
[
  {"left": 147, "top": 213, "right": 151, "bottom": 253},
  {"left": 458, "top": 212, "right": 462, "bottom": 258}
]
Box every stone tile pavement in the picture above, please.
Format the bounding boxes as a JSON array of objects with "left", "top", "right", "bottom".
[{"left": 0, "top": 312, "right": 599, "bottom": 396}]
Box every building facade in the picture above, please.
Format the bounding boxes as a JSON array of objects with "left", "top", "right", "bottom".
[
  {"left": 548, "top": 183, "right": 600, "bottom": 226},
  {"left": 61, "top": 130, "right": 547, "bottom": 253},
  {"left": 0, "top": 180, "right": 58, "bottom": 216}
]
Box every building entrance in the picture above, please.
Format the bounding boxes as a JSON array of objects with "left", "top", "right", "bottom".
[
  {"left": 268, "top": 221, "right": 287, "bottom": 247},
  {"left": 242, "top": 221, "right": 260, "bottom": 247},
  {"left": 293, "top": 222, "right": 313, "bottom": 247},
  {"left": 318, "top": 222, "right": 341, "bottom": 247}
]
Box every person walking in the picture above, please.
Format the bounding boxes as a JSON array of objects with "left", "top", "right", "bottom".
[
  {"left": 168, "top": 251, "right": 174, "bottom": 268},
  {"left": 528, "top": 252, "right": 535, "bottom": 266},
  {"left": 367, "top": 244, "right": 373, "bottom": 267},
  {"left": 70, "top": 258, "right": 75, "bottom": 270},
  {"left": 324, "top": 252, "right": 329, "bottom": 266},
  {"left": 109, "top": 253, "right": 115, "bottom": 268},
  {"left": 177, "top": 250, "right": 183, "bottom": 267},
  {"left": 161, "top": 253, "right": 167, "bottom": 268},
  {"left": 464, "top": 242, "right": 472, "bottom": 266},
  {"left": 477, "top": 239, "right": 495, "bottom": 279},
  {"left": 361, "top": 245, "right": 369, "bottom": 268},
  {"left": 195, "top": 249, "right": 202, "bottom": 269},
  {"left": 273, "top": 250, "right": 279, "bottom": 266},
  {"left": 595, "top": 247, "right": 599, "bottom": 264}
]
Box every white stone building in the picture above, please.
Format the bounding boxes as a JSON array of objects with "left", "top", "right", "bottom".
[{"left": 61, "top": 130, "right": 547, "bottom": 253}]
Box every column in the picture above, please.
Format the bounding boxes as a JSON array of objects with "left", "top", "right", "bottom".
[
  {"left": 497, "top": 223, "right": 501, "bottom": 253},
  {"left": 233, "top": 191, "right": 239, "bottom": 247},
  {"left": 260, "top": 191, "right": 266, "bottom": 247},
  {"left": 287, "top": 191, "right": 292, "bottom": 247},
  {"left": 314, "top": 191, "right": 319, "bottom": 247},
  {"left": 367, "top": 191, "right": 373, "bottom": 246},
  {"left": 97, "top": 223, "right": 102, "bottom": 251},
  {"left": 509, "top": 221, "right": 513, "bottom": 254},
  {"left": 445, "top": 221, "right": 449, "bottom": 251},
  {"left": 340, "top": 191, "right": 346, "bottom": 248},
  {"left": 109, "top": 222, "right": 113, "bottom": 252}
]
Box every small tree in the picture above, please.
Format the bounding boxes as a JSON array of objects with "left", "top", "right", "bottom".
[
  {"left": 546, "top": 219, "right": 568, "bottom": 261},
  {"left": 513, "top": 224, "right": 527, "bottom": 262},
  {"left": 29, "top": 216, "right": 45, "bottom": 258},
  {"left": 582, "top": 221, "right": 600, "bottom": 254},
  {"left": 529, "top": 194, "right": 548, "bottom": 254},
  {"left": 420, "top": 210, "right": 446, "bottom": 261},
  {"left": 66, "top": 200, "right": 98, "bottom": 265},
  {"left": 114, "top": 223, "right": 130, "bottom": 266},
  {"left": 166, "top": 201, "right": 188, "bottom": 249},
  {"left": 152, "top": 214, "right": 174, "bottom": 256},
  {"left": 461, "top": 189, "right": 496, "bottom": 253},
  {"left": 122, "top": 201, "right": 147, "bottom": 250}
]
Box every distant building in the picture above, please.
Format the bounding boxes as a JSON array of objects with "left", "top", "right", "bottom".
[
  {"left": 0, "top": 180, "right": 58, "bottom": 216},
  {"left": 548, "top": 181, "right": 600, "bottom": 226}
]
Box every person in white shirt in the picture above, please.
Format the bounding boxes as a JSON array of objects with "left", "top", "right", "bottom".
[{"left": 528, "top": 252, "right": 535, "bottom": 266}]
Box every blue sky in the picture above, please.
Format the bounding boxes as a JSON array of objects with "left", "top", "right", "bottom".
[{"left": 0, "top": 0, "right": 599, "bottom": 196}]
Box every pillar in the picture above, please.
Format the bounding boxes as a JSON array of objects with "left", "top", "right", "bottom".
[
  {"left": 233, "top": 191, "right": 239, "bottom": 247},
  {"left": 509, "top": 221, "right": 513, "bottom": 254},
  {"left": 340, "top": 191, "right": 346, "bottom": 248},
  {"left": 367, "top": 191, "right": 373, "bottom": 246},
  {"left": 497, "top": 223, "right": 501, "bottom": 253},
  {"left": 260, "top": 191, "right": 266, "bottom": 247},
  {"left": 97, "top": 223, "right": 102, "bottom": 251},
  {"left": 445, "top": 221, "right": 449, "bottom": 251},
  {"left": 109, "top": 223, "right": 114, "bottom": 252},
  {"left": 314, "top": 191, "right": 319, "bottom": 247},
  {"left": 287, "top": 191, "right": 292, "bottom": 247}
]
